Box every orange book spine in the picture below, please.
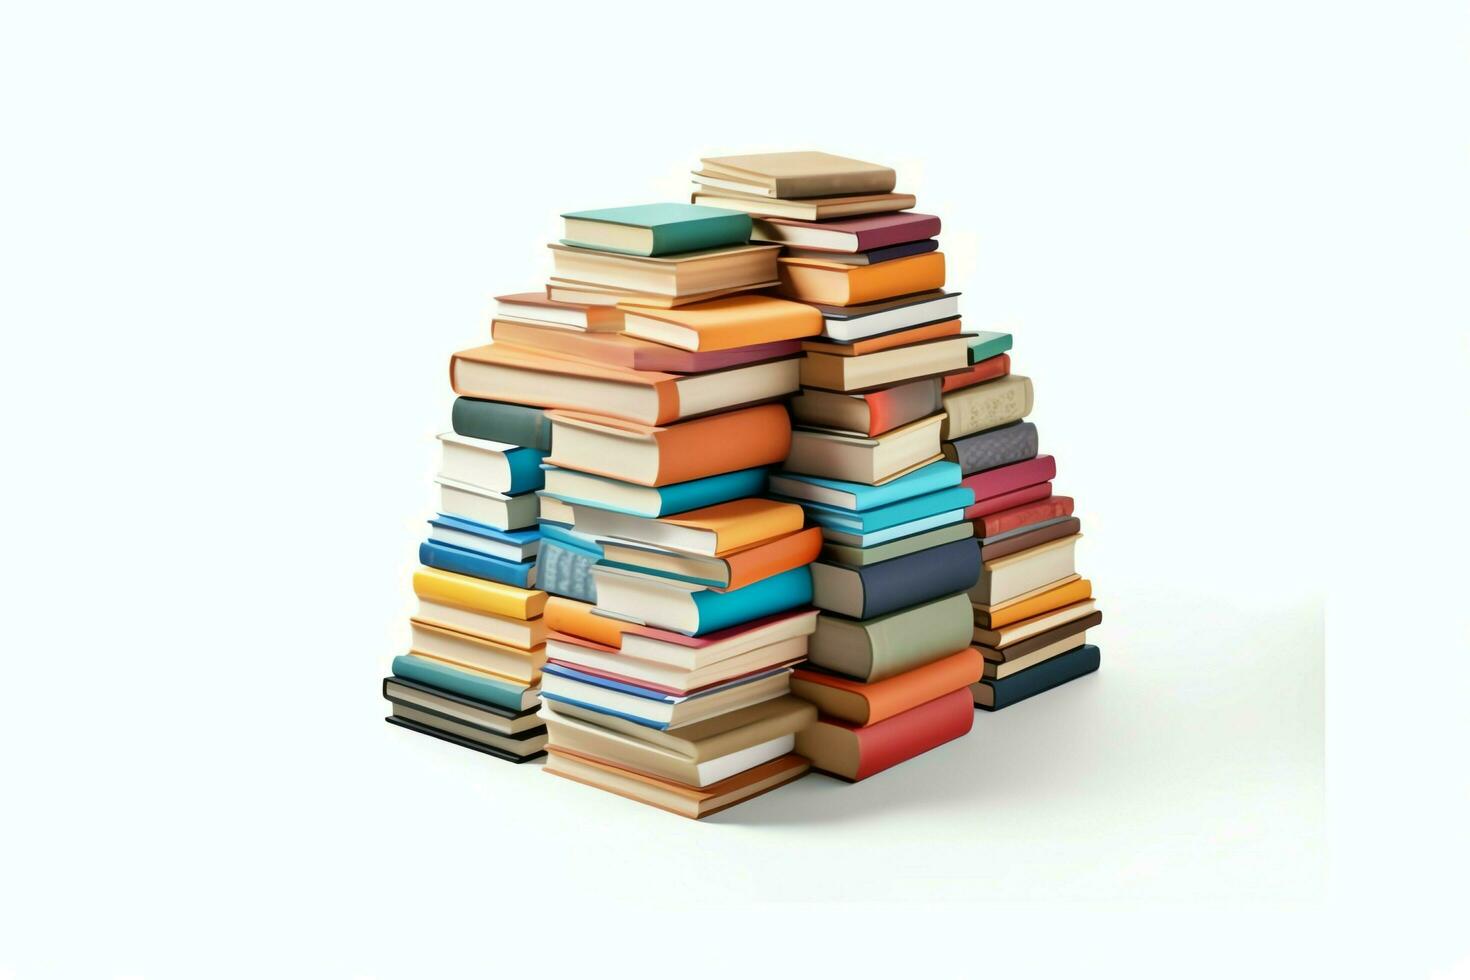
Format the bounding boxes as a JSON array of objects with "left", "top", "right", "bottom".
[
  {"left": 942, "top": 352, "right": 1011, "bottom": 393},
  {"left": 986, "top": 578, "right": 1093, "bottom": 628},
  {"left": 651, "top": 403, "right": 792, "bottom": 484},
  {"left": 793, "top": 647, "right": 984, "bottom": 725},
  {"left": 720, "top": 527, "right": 823, "bottom": 592},
  {"left": 544, "top": 596, "right": 628, "bottom": 648}
]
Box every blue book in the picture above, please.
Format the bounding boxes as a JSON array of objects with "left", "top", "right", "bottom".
[
  {"left": 538, "top": 521, "right": 603, "bottom": 557},
  {"left": 439, "top": 433, "right": 547, "bottom": 495},
  {"left": 540, "top": 466, "right": 766, "bottom": 518},
  {"left": 820, "top": 510, "right": 966, "bottom": 548},
  {"left": 428, "top": 514, "right": 540, "bottom": 562},
  {"left": 390, "top": 655, "right": 536, "bottom": 712},
  {"left": 540, "top": 664, "right": 791, "bottom": 729},
  {"left": 975, "top": 644, "right": 1101, "bottom": 711},
  {"left": 595, "top": 565, "right": 812, "bottom": 637},
  {"left": 536, "top": 536, "right": 598, "bottom": 603},
  {"left": 767, "top": 461, "right": 961, "bottom": 511},
  {"left": 800, "top": 485, "right": 976, "bottom": 533},
  {"left": 419, "top": 540, "right": 536, "bottom": 589}
]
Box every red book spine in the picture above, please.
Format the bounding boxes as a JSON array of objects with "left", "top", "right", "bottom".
[
  {"left": 854, "top": 214, "right": 943, "bottom": 250},
  {"left": 977, "top": 495, "right": 1074, "bottom": 537},
  {"left": 851, "top": 688, "right": 975, "bottom": 780},
  {"left": 861, "top": 387, "right": 908, "bottom": 436},
  {"left": 964, "top": 481, "right": 1052, "bottom": 520},
  {"left": 941, "top": 353, "right": 1010, "bottom": 393},
  {"left": 962, "top": 455, "right": 1058, "bottom": 500}
]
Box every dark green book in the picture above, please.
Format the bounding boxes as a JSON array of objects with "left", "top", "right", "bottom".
[
  {"left": 973, "top": 644, "right": 1100, "bottom": 710},
  {"left": 451, "top": 397, "right": 554, "bottom": 452}
]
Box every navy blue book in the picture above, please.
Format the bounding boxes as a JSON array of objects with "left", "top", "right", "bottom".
[
  {"left": 810, "top": 537, "right": 981, "bottom": 620},
  {"left": 419, "top": 539, "right": 536, "bottom": 589},
  {"left": 974, "top": 644, "right": 1101, "bottom": 711}
]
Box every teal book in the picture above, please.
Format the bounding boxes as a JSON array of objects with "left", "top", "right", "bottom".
[
  {"left": 541, "top": 466, "right": 766, "bottom": 518},
  {"left": 820, "top": 510, "right": 966, "bottom": 548},
  {"left": 976, "top": 644, "right": 1101, "bottom": 711},
  {"left": 451, "top": 398, "right": 554, "bottom": 452},
  {"left": 685, "top": 566, "right": 812, "bottom": 636},
  {"left": 390, "top": 655, "right": 536, "bottom": 712},
  {"left": 800, "top": 486, "right": 976, "bottom": 533},
  {"left": 766, "top": 461, "right": 961, "bottom": 511},
  {"left": 560, "top": 203, "right": 752, "bottom": 257},
  {"left": 967, "top": 331, "right": 1013, "bottom": 365}
]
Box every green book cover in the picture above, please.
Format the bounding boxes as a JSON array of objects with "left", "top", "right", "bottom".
[
  {"left": 451, "top": 397, "right": 553, "bottom": 452},
  {"left": 809, "top": 591, "right": 974, "bottom": 682},
  {"left": 967, "top": 330, "right": 1013, "bottom": 365},
  {"left": 561, "top": 203, "right": 751, "bottom": 256}
]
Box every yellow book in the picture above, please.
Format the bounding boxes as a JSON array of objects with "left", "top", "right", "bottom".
[
  {"left": 974, "top": 578, "right": 1093, "bottom": 629},
  {"left": 412, "top": 567, "right": 548, "bottom": 621},
  {"left": 616, "top": 294, "right": 822, "bottom": 352},
  {"left": 777, "top": 251, "right": 945, "bottom": 306}
]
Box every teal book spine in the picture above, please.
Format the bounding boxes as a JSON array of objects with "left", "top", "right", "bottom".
[
  {"left": 452, "top": 398, "right": 553, "bottom": 452},
  {"left": 561, "top": 204, "right": 752, "bottom": 256},
  {"left": 650, "top": 213, "right": 752, "bottom": 255},
  {"left": 504, "top": 447, "right": 548, "bottom": 495},
  {"left": 391, "top": 655, "right": 530, "bottom": 711},
  {"left": 774, "top": 460, "right": 962, "bottom": 511},
  {"left": 831, "top": 510, "right": 965, "bottom": 547},
  {"left": 687, "top": 566, "right": 813, "bottom": 636},
  {"left": 978, "top": 644, "right": 1101, "bottom": 711},
  {"left": 804, "top": 486, "right": 976, "bottom": 533},
  {"left": 967, "top": 331, "right": 1013, "bottom": 365}
]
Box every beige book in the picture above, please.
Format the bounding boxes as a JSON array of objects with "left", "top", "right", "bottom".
[
  {"left": 408, "top": 619, "right": 546, "bottom": 685},
  {"left": 390, "top": 705, "right": 548, "bottom": 757},
  {"left": 697, "top": 151, "right": 896, "bottom": 198},
  {"left": 413, "top": 599, "right": 545, "bottom": 651},
  {"left": 382, "top": 678, "right": 544, "bottom": 736},
  {"left": 972, "top": 599, "right": 1098, "bottom": 648},
  {"left": 784, "top": 414, "right": 944, "bottom": 484},
  {"left": 547, "top": 243, "right": 779, "bottom": 299},
  {"left": 691, "top": 190, "right": 918, "bottom": 222},
  {"left": 546, "top": 278, "right": 779, "bottom": 309},
  {"left": 800, "top": 336, "right": 971, "bottom": 393},
  {"left": 984, "top": 631, "right": 1090, "bottom": 679},
  {"left": 544, "top": 633, "right": 807, "bottom": 694},
  {"left": 544, "top": 748, "right": 809, "bottom": 819},
  {"left": 969, "top": 535, "right": 1082, "bottom": 606},
  {"left": 941, "top": 374, "right": 1035, "bottom": 441}
]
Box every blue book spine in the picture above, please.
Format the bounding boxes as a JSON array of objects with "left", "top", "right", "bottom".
[
  {"left": 832, "top": 510, "right": 966, "bottom": 547},
  {"left": 688, "top": 566, "right": 813, "bottom": 636},
  {"left": 503, "top": 447, "right": 549, "bottom": 495},
  {"left": 419, "top": 540, "right": 536, "bottom": 589},
  {"left": 773, "top": 461, "right": 961, "bottom": 510},
  {"left": 391, "top": 655, "right": 529, "bottom": 711},
  {"left": 539, "top": 522, "right": 603, "bottom": 556},
  {"left": 978, "top": 645, "right": 1101, "bottom": 711},
  {"left": 804, "top": 486, "right": 977, "bottom": 533},
  {"left": 430, "top": 514, "right": 540, "bottom": 545}
]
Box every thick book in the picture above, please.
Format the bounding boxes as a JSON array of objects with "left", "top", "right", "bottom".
[
  {"left": 599, "top": 526, "right": 822, "bottom": 591},
  {"left": 783, "top": 239, "right": 938, "bottom": 266},
  {"left": 784, "top": 414, "right": 944, "bottom": 485},
  {"left": 979, "top": 515, "right": 1081, "bottom": 562},
  {"left": 420, "top": 539, "right": 536, "bottom": 590},
  {"left": 451, "top": 397, "right": 554, "bottom": 451},
  {"left": 412, "top": 566, "right": 546, "bottom": 621},
  {"left": 697, "top": 151, "right": 896, "bottom": 198},
  {"left": 390, "top": 653, "right": 537, "bottom": 712},
  {"left": 751, "top": 212, "right": 940, "bottom": 253},
  {"left": 965, "top": 482, "right": 1052, "bottom": 521},
  {"left": 768, "top": 459, "right": 961, "bottom": 511},
  {"left": 450, "top": 343, "right": 798, "bottom": 427},
  {"left": 548, "top": 241, "right": 779, "bottom": 300},
  {"left": 692, "top": 189, "right": 917, "bottom": 222},
  {"left": 494, "top": 291, "right": 623, "bottom": 332},
  {"left": 974, "top": 495, "right": 1075, "bottom": 538},
  {"left": 413, "top": 596, "right": 544, "bottom": 652},
  {"left": 545, "top": 596, "right": 632, "bottom": 648},
  {"left": 972, "top": 534, "right": 1081, "bottom": 606},
  {"left": 943, "top": 421, "right": 1039, "bottom": 475},
  {"left": 790, "top": 647, "right": 984, "bottom": 727},
  {"left": 490, "top": 318, "right": 802, "bottom": 373},
  {"left": 966, "top": 330, "right": 1013, "bottom": 364},
  {"left": 544, "top": 747, "right": 808, "bottom": 819},
  {"left": 787, "top": 377, "right": 942, "bottom": 437},
  {"left": 436, "top": 477, "right": 539, "bottom": 531},
  {"left": 590, "top": 565, "right": 813, "bottom": 637},
  {"left": 536, "top": 536, "right": 598, "bottom": 603},
  {"left": 820, "top": 521, "right": 974, "bottom": 567},
  {"left": 778, "top": 252, "right": 946, "bottom": 307},
  {"left": 963, "top": 455, "right": 1057, "bottom": 502},
  {"left": 409, "top": 618, "right": 544, "bottom": 685},
  {"left": 570, "top": 497, "right": 804, "bottom": 557},
  {"left": 810, "top": 537, "right": 981, "bottom": 620},
  {"left": 800, "top": 485, "right": 975, "bottom": 534},
  {"left": 940, "top": 374, "right": 1034, "bottom": 441},
  {"left": 613, "top": 608, "right": 819, "bottom": 673},
  {"left": 426, "top": 514, "right": 540, "bottom": 563},
  {"left": 437, "top": 432, "right": 546, "bottom": 496},
  {"left": 796, "top": 687, "right": 974, "bottom": 781},
  {"left": 541, "top": 466, "right": 766, "bottom": 519},
  {"left": 807, "top": 592, "right": 973, "bottom": 682},
  {"left": 800, "top": 336, "right": 972, "bottom": 393},
  {"left": 974, "top": 576, "right": 1093, "bottom": 630},
  {"left": 560, "top": 203, "right": 751, "bottom": 257},
  {"left": 942, "top": 353, "right": 1010, "bottom": 393},
  {"left": 813, "top": 290, "right": 961, "bottom": 342},
  {"left": 973, "top": 644, "right": 1101, "bottom": 710},
  {"left": 544, "top": 405, "right": 790, "bottom": 486},
  {"left": 616, "top": 294, "right": 821, "bottom": 352}
]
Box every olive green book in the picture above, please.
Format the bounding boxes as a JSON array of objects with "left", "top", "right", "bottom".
[{"left": 806, "top": 591, "right": 974, "bottom": 682}]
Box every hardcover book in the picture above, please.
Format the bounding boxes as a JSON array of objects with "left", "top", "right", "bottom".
[
  {"left": 784, "top": 414, "right": 944, "bottom": 485},
  {"left": 768, "top": 459, "right": 962, "bottom": 511},
  {"left": 807, "top": 591, "right": 974, "bottom": 682},
  {"left": 966, "top": 330, "right": 1013, "bottom": 364},
  {"left": 494, "top": 291, "right": 624, "bottom": 332},
  {"left": 796, "top": 687, "right": 974, "bottom": 781},
  {"left": 590, "top": 565, "right": 813, "bottom": 637},
  {"left": 390, "top": 653, "right": 538, "bottom": 712},
  {"left": 800, "top": 335, "right": 971, "bottom": 393},
  {"left": 451, "top": 397, "right": 555, "bottom": 451},
  {"left": 751, "top": 212, "right": 940, "bottom": 252},
  {"left": 778, "top": 252, "right": 946, "bottom": 307},
  {"left": 787, "top": 377, "right": 942, "bottom": 437},
  {"left": 697, "top": 151, "right": 897, "bottom": 199},
  {"left": 963, "top": 455, "right": 1057, "bottom": 502},
  {"left": 599, "top": 526, "right": 822, "bottom": 591},
  {"left": 541, "top": 466, "right": 767, "bottom": 519},
  {"left": 616, "top": 294, "right": 821, "bottom": 352},
  {"left": 971, "top": 534, "right": 1081, "bottom": 606},
  {"left": 420, "top": 539, "right": 537, "bottom": 590},
  {"left": 973, "top": 644, "right": 1101, "bottom": 710},
  {"left": 383, "top": 676, "right": 542, "bottom": 732},
  {"left": 800, "top": 318, "right": 962, "bottom": 357},
  {"left": 798, "top": 485, "right": 976, "bottom": 535},
  {"left": 980, "top": 515, "right": 1081, "bottom": 562},
  {"left": 943, "top": 421, "right": 1039, "bottom": 475},
  {"left": 571, "top": 497, "right": 805, "bottom": 557},
  {"left": 436, "top": 476, "right": 540, "bottom": 531},
  {"left": 819, "top": 521, "right": 975, "bottom": 567},
  {"left": 385, "top": 708, "right": 547, "bottom": 763},
  {"left": 545, "top": 595, "right": 633, "bottom": 648},
  {"left": 810, "top": 537, "right": 982, "bottom": 620},
  {"left": 409, "top": 618, "right": 545, "bottom": 686},
  {"left": 782, "top": 239, "right": 938, "bottom": 266},
  {"left": 812, "top": 290, "right": 961, "bottom": 342},
  {"left": 426, "top": 514, "right": 540, "bottom": 563},
  {"left": 691, "top": 190, "right": 917, "bottom": 222},
  {"left": 974, "top": 495, "right": 1075, "bottom": 538},
  {"left": 612, "top": 609, "right": 820, "bottom": 673},
  {"left": 973, "top": 577, "right": 1094, "bottom": 630},
  {"left": 546, "top": 628, "right": 807, "bottom": 694},
  {"left": 790, "top": 647, "right": 984, "bottom": 727},
  {"left": 544, "top": 747, "right": 809, "bottom": 819},
  {"left": 942, "top": 353, "right": 1011, "bottom": 393},
  {"left": 490, "top": 318, "right": 803, "bottom": 373},
  {"left": 548, "top": 242, "right": 780, "bottom": 299},
  {"left": 818, "top": 510, "right": 966, "bottom": 549},
  {"left": 412, "top": 566, "right": 547, "bottom": 621},
  {"left": 964, "top": 482, "right": 1052, "bottom": 520},
  {"left": 560, "top": 203, "right": 751, "bottom": 257},
  {"left": 978, "top": 611, "right": 1102, "bottom": 664},
  {"left": 973, "top": 597, "right": 1098, "bottom": 648},
  {"left": 436, "top": 432, "right": 546, "bottom": 496},
  {"left": 540, "top": 662, "right": 791, "bottom": 730},
  {"left": 940, "top": 374, "right": 1034, "bottom": 441}
]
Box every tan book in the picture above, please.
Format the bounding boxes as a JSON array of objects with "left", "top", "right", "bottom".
[
  {"left": 547, "top": 243, "right": 779, "bottom": 300},
  {"left": 972, "top": 598, "right": 1098, "bottom": 648},
  {"left": 784, "top": 414, "right": 944, "bottom": 484},
  {"left": 412, "top": 599, "right": 545, "bottom": 651},
  {"left": 545, "top": 632, "right": 809, "bottom": 693},
  {"left": 984, "top": 628, "right": 1095, "bottom": 679},
  {"left": 941, "top": 374, "right": 1035, "bottom": 441},
  {"left": 543, "top": 747, "right": 809, "bottom": 819},
  {"left": 696, "top": 151, "right": 896, "bottom": 198},
  {"left": 691, "top": 190, "right": 917, "bottom": 222},
  {"left": 494, "top": 291, "right": 623, "bottom": 332},
  {"left": 408, "top": 620, "right": 546, "bottom": 686},
  {"left": 546, "top": 278, "right": 779, "bottom": 309},
  {"left": 800, "top": 336, "right": 971, "bottom": 393},
  {"left": 979, "top": 611, "right": 1102, "bottom": 663},
  {"left": 970, "top": 535, "right": 1082, "bottom": 606}
]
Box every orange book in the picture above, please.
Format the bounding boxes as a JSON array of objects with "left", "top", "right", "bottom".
[
  {"left": 544, "top": 596, "right": 629, "bottom": 648},
  {"left": 778, "top": 251, "right": 946, "bottom": 306},
  {"left": 801, "top": 318, "right": 963, "bottom": 357},
  {"left": 975, "top": 578, "right": 1093, "bottom": 629},
  {"left": 616, "top": 294, "right": 822, "bottom": 352},
  {"left": 543, "top": 405, "right": 791, "bottom": 486},
  {"left": 577, "top": 497, "right": 806, "bottom": 558},
  {"left": 942, "top": 352, "right": 1011, "bottom": 393},
  {"left": 544, "top": 747, "right": 810, "bottom": 819},
  {"left": 789, "top": 647, "right": 984, "bottom": 726},
  {"left": 600, "top": 526, "right": 823, "bottom": 592}
]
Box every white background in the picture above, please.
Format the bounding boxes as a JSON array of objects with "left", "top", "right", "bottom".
[{"left": 2, "top": 1, "right": 1467, "bottom": 977}]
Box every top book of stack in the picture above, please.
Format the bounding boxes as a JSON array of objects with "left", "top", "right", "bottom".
[{"left": 692, "top": 151, "right": 916, "bottom": 221}]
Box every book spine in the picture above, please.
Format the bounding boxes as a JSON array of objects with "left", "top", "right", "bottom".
[
  {"left": 854, "top": 538, "right": 982, "bottom": 619},
  {"left": 413, "top": 568, "right": 537, "bottom": 621},
  {"left": 536, "top": 537, "right": 598, "bottom": 604},
  {"left": 420, "top": 540, "right": 536, "bottom": 589},
  {"left": 947, "top": 421, "right": 1039, "bottom": 475},
  {"left": 655, "top": 467, "right": 769, "bottom": 515},
  {"left": 865, "top": 592, "right": 975, "bottom": 681},
  {"left": 391, "top": 655, "right": 528, "bottom": 711},
  {"left": 964, "top": 482, "right": 1053, "bottom": 520},
  {"left": 977, "top": 496, "right": 1075, "bottom": 537},
  {"left": 504, "top": 448, "right": 550, "bottom": 495},
  {"left": 451, "top": 397, "right": 553, "bottom": 452},
  {"left": 963, "top": 454, "right": 1057, "bottom": 500},
  {"left": 690, "top": 566, "right": 813, "bottom": 636},
  {"left": 942, "top": 352, "right": 1011, "bottom": 393},
  {"left": 855, "top": 214, "right": 942, "bottom": 251},
  {"left": 978, "top": 644, "right": 1101, "bottom": 710},
  {"left": 852, "top": 688, "right": 974, "bottom": 779},
  {"left": 654, "top": 403, "right": 792, "bottom": 486},
  {"left": 941, "top": 375, "right": 1034, "bottom": 441}
]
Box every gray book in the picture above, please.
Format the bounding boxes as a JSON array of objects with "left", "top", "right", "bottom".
[
  {"left": 806, "top": 592, "right": 974, "bottom": 683},
  {"left": 942, "top": 421, "right": 1038, "bottom": 476},
  {"left": 536, "top": 538, "right": 597, "bottom": 603}
]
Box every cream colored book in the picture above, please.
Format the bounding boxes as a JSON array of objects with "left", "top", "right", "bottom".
[
  {"left": 547, "top": 243, "right": 779, "bottom": 299},
  {"left": 784, "top": 414, "right": 944, "bottom": 484},
  {"left": 696, "top": 151, "right": 897, "bottom": 198},
  {"left": 800, "top": 336, "right": 971, "bottom": 393},
  {"left": 969, "top": 535, "right": 1082, "bottom": 606},
  {"left": 971, "top": 599, "right": 1098, "bottom": 648}
]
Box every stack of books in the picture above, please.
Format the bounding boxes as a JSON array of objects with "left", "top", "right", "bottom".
[
  {"left": 453, "top": 201, "right": 831, "bottom": 817},
  {"left": 698, "top": 152, "right": 987, "bottom": 780}
]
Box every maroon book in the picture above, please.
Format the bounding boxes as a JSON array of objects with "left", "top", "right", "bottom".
[
  {"left": 753, "top": 212, "right": 942, "bottom": 254},
  {"left": 962, "top": 455, "right": 1058, "bottom": 501},
  {"left": 975, "top": 496, "right": 1076, "bottom": 538}
]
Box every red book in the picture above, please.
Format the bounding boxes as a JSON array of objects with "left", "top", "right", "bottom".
[
  {"left": 964, "top": 481, "right": 1052, "bottom": 520},
  {"left": 975, "top": 495, "right": 1075, "bottom": 538},
  {"left": 795, "top": 687, "right": 975, "bottom": 781},
  {"left": 962, "top": 455, "right": 1057, "bottom": 500},
  {"left": 941, "top": 353, "right": 1010, "bottom": 393}
]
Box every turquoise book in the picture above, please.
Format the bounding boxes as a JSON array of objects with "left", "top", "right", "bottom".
[
  {"left": 767, "top": 461, "right": 961, "bottom": 511},
  {"left": 685, "top": 566, "right": 812, "bottom": 636},
  {"left": 820, "top": 510, "right": 966, "bottom": 548},
  {"left": 560, "top": 203, "right": 751, "bottom": 257},
  {"left": 801, "top": 485, "right": 977, "bottom": 533},
  {"left": 968, "top": 330, "right": 1013, "bottom": 364},
  {"left": 391, "top": 655, "right": 535, "bottom": 711},
  {"left": 541, "top": 466, "right": 766, "bottom": 518}
]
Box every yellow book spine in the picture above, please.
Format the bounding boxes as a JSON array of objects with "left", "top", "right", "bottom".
[{"left": 413, "top": 567, "right": 548, "bottom": 621}]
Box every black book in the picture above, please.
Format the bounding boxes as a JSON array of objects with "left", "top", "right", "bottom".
[{"left": 973, "top": 644, "right": 1100, "bottom": 711}]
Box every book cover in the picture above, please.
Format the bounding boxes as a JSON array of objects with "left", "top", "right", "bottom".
[
  {"left": 561, "top": 203, "right": 751, "bottom": 256},
  {"left": 943, "top": 421, "right": 1039, "bottom": 475},
  {"left": 413, "top": 566, "right": 547, "bottom": 621},
  {"left": 974, "top": 644, "right": 1101, "bottom": 710},
  {"left": 490, "top": 318, "right": 803, "bottom": 373},
  {"left": 940, "top": 374, "right": 1034, "bottom": 441},
  {"left": 799, "top": 485, "right": 976, "bottom": 534},
  {"left": 542, "top": 466, "right": 767, "bottom": 518},
  {"left": 810, "top": 537, "right": 982, "bottom": 620},
  {"left": 966, "top": 330, "right": 1013, "bottom": 364},
  {"left": 807, "top": 591, "right": 974, "bottom": 682},
  {"left": 699, "top": 151, "right": 896, "bottom": 198},
  {"left": 974, "top": 577, "right": 1094, "bottom": 630},
  {"left": 390, "top": 654, "right": 535, "bottom": 712},
  {"left": 419, "top": 540, "right": 536, "bottom": 590},
  {"left": 616, "top": 294, "right": 821, "bottom": 352},
  {"left": 941, "top": 353, "right": 1011, "bottom": 393},
  {"left": 451, "top": 397, "right": 554, "bottom": 451},
  {"left": 543, "top": 747, "right": 809, "bottom": 820},
  {"left": 965, "top": 482, "right": 1053, "bottom": 520},
  {"left": 778, "top": 251, "right": 946, "bottom": 307},
  {"left": 790, "top": 647, "right": 984, "bottom": 726},
  {"left": 784, "top": 239, "right": 939, "bottom": 265},
  {"left": 536, "top": 536, "right": 599, "bottom": 603},
  {"left": 974, "top": 495, "right": 1075, "bottom": 538},
  {"left": 796, "top": 687, "right": 975, "bottom": 781},
  {"left": 768, "top": 459, "right": 962, "bottom": 511},
  {"left": 963, "top": 455, "right": 1057, "bottom": 502}
]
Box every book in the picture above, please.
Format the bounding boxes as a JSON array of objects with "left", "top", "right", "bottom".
[
  {"left": 973, "top": 598, "right": 1098, "bottom": 648},
  {"left": 426, "top": 515, "right": 540, "bottom": 563},
  {"left": 544, "top": 747, "right": 808, "bottom": 819},
  {"left": 778, "top": 252, "right": 946, "bottom": 307},
  {"left": 783, "top": 239, "right": 939, "bottom": 265},
  {"left": 980, "top": 611, "right": 1101, "bottom": 663},
  {"left": 545, "top": 693, "right": 812, "bottom": 761},
  {"left": 811, "top": 537, "right": 981, "bottom": 620},
  {"left": 599, "top": 526, "right": 822, "bottom": 591},
  {"left": 800, "top": 318, "right": 962, "bottom": 357},
  {"left": 436, "top": 476, "right": 539, "bottom": 531},
  {"left": 980, "top": 515, "right": 1082, "bottom": 562},
  {"left": 546, "top": 630, "right": 808, "bottom": 694},
  {"left": 616, "top": 294, "right": 821, "bottom": 352},
  {"left": 383, "top": 676, "right": 543, "bottom": 734},
  {"left": 543, "top": 405, "right": 789, "bottom": 487},
  {"left": 965, "top": 482, "right": 1052, "bottom": 520},
  {"left": 784, "top": 414, "right": 944, "bottom": 485},
  {"left": 971, "top": 534, "right": 1081, "bottom": 606},
  {"left": 940, "top": 374, "right": 1034, "bottom": 441},
  {"left": 548, "top": 242, "right": 779, "bottom": 299},
  {"left": 975, "top": 496, "right": 1074, "bottom": 538},
  {"left": 494, "top": 291, "right": 623, "bottom": 332},
  {"left": 547, "top": 278, "right": 778, "bottom": 309},
  {"left": 540, "top": 663, "right": 790, "bottom": 730},
  {"left": 790, "top": 647, "right": 984, "bottom": 726},
  {"left": 787, "top": 378, "right": 942, "bottom": 437},
  {"left": 542, "top": 466, "right": 766, "bottom": 519},
  {"left": 768, "top": 459, "right": 961, "bottom": 511},
  {"left": 560, "top": 203, "right": 751, "bottom": 257},
  {"left": 696, "top": 151, "right": 896, "bottom": 198},
  {"left": 692, "top": 190, "right": 917, "bottom": 221},
  {"left": 983, "top": 621, "right": 1097, "bottom": 679},
  {"left": 963, "top": 455, "right": 1057, "bottom": 502},
  {"left": 974, "top": 577, "right": 1094, "bottom": 630},
  {"left": 614, "top": 609, "right": 819, "bottom": 673},
  {"left": 813, "top": 291, "right": 962, "bottom": 342},
  {"left": 819, "top": 510, "right": 966, "bottom": 549},
  {"left": 413, "top": 566, "right": 547, "bottom": 620},
  {"left": 801, "top": 336, "right": 971, "bottom": 393},
  {"left": 796, "top": 687, "right": 974, "bottom": 781},
  {"left": 420, "top": 539, "right": 537, "bottom": 590},
  {"left": 436, "top": 432, "right": 546, "bottom": 496},
  {"left": 410, "top": 619, "right": 544, "bottom": 685},
  {"left": 539, "top": 696, "right": 814, "bottom": 787},
  {"left": 490, "top": 318, "right": 802, "bottom": 373},
  {"left": 536, "top": 536, "right": 598, "bottom": 603},
  {"left": 819, "top": 521, "right": 975, "bottom": 567},
  {"left": 385, "top": 708, "right": 548, "bottom": 763},
  {"left": 545, "top": 596, "right": 631, "bottom": 648},
  {"left": 973, "top": 644, "right": 1100, "bottom": 710},
  {"left": 943, "top": 421, "right": 1039, "bottom": 475},
  {"left": 590, "top": 565, "right": 813, "bottom": 637},
  {"left": 807, "top": 592, "right": 974, "bottom": 682},
  {"left": 942, "top": 353, "right": 1011, "bottom": 393},
  {"left": 965, "top": 330, "right": 1013, "bottom": 364},
  {"left": 540, "top": 519, "right": 600, "bottom": 556},
  {"left": 572, "top": 497, "right": 804, "bottom": 556},
  {"left": 413, "top": 598, "right": 544, "bottom": 651},
  {"left": 391, "top": 653, "right": 538, "bottom": 711},
  {"left": 800, "top": 485, "right": 976, "bottom": 534},
  {"left": 451, "top": 397, "right": 554, "bottom": 451},
  {"left": 751, "top": 212, "right": 940, "bottom": 252}
]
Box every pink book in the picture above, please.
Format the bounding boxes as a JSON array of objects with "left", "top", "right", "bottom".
[
  {"left": 965, "top": 482, "right": 1052, "bottom": 520},
  {"left": 961, "top": 455, "right": 1057, "bottom": 500},
  {"left": 753, "top": 212, "right": 942, "bottom": 253}
]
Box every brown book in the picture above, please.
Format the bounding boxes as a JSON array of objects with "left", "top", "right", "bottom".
[
  {"left": 799, "top": 335, "right": 971, "bottom": 393},
  {"left": 784, "top": 414, "right": 944, "bottom": 485},
  {"left": 980, "top": 516, "right": 1082, "bottom": 562},
  {"left": 543, "top": 747, "right": 809, "bottom": 819},
  {"left": 972, "top": 598, "right": 1098, "bottom": 648},
  {"left": 696, "top": 151, "right": 896, "bottom": 198}
]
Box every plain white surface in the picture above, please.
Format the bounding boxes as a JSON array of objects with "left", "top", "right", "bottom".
[{"left": 2, "top": 1, "right": 1467, "bottom": 977}]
